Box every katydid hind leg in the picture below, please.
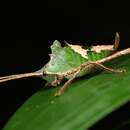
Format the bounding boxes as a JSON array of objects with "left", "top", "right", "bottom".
[{"left": 90, "top": 62, "right": 125, "bottom": 73}]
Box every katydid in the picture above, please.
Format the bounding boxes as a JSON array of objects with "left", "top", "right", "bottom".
[{"left": 0, "top": 33, "right": 130, "bottom": 96}]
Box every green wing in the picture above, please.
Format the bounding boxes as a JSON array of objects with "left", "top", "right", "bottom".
[
  {"left": 87, "top": 49, "right": 111, "bottom": 61},
  {"left": 42, "top": 40, "right": 87, "bottom": 74}
]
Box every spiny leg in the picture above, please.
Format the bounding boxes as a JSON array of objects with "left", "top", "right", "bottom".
[
  {"left": 93, "top": 48, "right": 130, "bottom": 72},
  {"left": 54, "top": 69, "right": 80, "bottom": 96},
  {"left": 90, "top": 61, "right": 125, "bottom": 73},
  {"left": 98, "top": 48, "right": 130, "bottom": 63}
]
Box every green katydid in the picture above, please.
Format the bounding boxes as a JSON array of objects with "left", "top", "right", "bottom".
[{"left": 0, "top": 32, "right": 130, "bottom": 96}]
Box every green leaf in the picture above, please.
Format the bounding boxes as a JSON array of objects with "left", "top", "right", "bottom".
[{"left": 3, "top": 54, "right": 130, "bottom": 130}]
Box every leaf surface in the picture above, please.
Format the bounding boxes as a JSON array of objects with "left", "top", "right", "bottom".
[{"left": 3, "top": 54, "right": 130, "bottom": 130}]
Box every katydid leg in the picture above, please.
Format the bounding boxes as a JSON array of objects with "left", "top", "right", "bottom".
[
  {"left": 90, "top": 62, "right": 125, "bottom": 73},
  {"left": 54, "top": 69, "right": 80, "bottom": 96}
]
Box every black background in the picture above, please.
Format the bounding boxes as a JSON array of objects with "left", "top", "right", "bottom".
[{"left": 0, "top": 1, "right": 130, "bottom": 129}]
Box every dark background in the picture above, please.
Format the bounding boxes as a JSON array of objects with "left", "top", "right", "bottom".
[{"left": 0, "top": 1, "right": 130, "bottom": 129}]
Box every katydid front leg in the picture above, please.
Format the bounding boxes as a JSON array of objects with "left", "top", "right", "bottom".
[
  {"left": 54, "top": 69, "right": 81, "bottom": 96},
  {"left": 45, "top": 75, "right": 63, "bottom": 87}
]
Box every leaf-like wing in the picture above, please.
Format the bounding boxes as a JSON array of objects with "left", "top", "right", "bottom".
[{"left": 42, "top": 40, "right": 87, "bottom": 74}]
